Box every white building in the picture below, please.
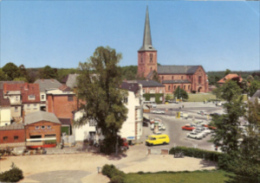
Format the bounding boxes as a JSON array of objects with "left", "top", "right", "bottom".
[
  {"left": 120, "top": 81, "right": 143, "bottom": 142},
  {"left": 0, "top": 90, "right": 12, "bottom": 126}
]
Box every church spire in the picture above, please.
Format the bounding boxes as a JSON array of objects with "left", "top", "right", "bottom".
[{"left": 139, "top": 6, "right": 156, "bottom": 51}]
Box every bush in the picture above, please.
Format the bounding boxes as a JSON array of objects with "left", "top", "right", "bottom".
[
  {"left": 0, "top": 163, "right": 23, "bottom": 182},
  {"left": 102, "top": 164, "right": 125, "bottom": 183}
]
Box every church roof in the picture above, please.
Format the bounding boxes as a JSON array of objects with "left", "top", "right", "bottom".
[
  {"left": 157, "top": 65, "right": 200, "bottom": 74},
  {"left": 162, "top": 80, "right": 191, "bottom": 84},
  {"left": 137, "top": 80, "right": 164, "bottom": 87},
  {"left": 139, "top": 7, "right": 156, "bottom": 51}
]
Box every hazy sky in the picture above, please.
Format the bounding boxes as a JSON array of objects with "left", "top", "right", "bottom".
[{"left": 1, "top": 1, "right": 259, "bottom": 72}]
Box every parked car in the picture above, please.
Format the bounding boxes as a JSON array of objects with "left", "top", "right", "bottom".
[
  {"left": 158, "top": 123, "right": 166, "bottom": 131},
  {"left": 182, "top": 124, "right": 195, "bottom": 131},
  {"left": 193, "top": 127, "right": 211, "bottom": 137},
  {"left": 180, "top": 112, "right": 189, "bottom": 119},
  {"left": 120, "top": 138, "right": 129, "bottom": 151},
  {"left": 157, "top": 110, "right": 165, "bottom": 114},
  {"left": 197, "top": 111, "right": 207, "bottom": 115},
  {"left": 146, "top": 134, "right": 170, "bottom": 146},
  {"left": 203, "top": 124, "right": 217, "bottom": 130},
  {"left": 210, "top": 113, "right": 221, "bottom": 117},
  {"left": 187, "top": 131, "right": 204, "bottom": 140}
]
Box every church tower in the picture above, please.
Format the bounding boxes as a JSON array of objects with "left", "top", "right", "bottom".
[{"left": 137, "top": 7, "right": 157, "bottom": 78}]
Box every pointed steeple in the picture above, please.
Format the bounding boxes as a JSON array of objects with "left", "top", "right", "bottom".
[{"left": 139, "top": 6, "right": 156, "bottom": 51}]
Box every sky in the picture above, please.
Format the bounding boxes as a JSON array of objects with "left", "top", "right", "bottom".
[{"left": 0, "top": 1, "right": 259, "bottom": 72}]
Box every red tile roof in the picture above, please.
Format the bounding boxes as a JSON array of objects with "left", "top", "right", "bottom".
[
  {"left": 217, "top": 74, "right": 243, "bottom": 84},
  {"left": 3, "top": 83, "right": 40, "bottom": 103}
]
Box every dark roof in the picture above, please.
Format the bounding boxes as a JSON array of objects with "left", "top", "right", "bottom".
[
  {"left": 58, "top": 118, "right": 71, "bottom": 126},
  {"left": 0, "top": 123, "right": 24, "bottom": 130},
  {"left": 0, "top": 81, "right": 25, "bottom": 90},
  {"left": 162, "top": 80, "right": 191, "bottom": 84},
  {"left": 139, "top": 7, "right": 156, "bottom": 51},
  {"left": 121, "top": 82, "right": 140, "bottom": 94},
  {"left": 0, "top": 89, "right": 10, "bottom": 107},
  {"left": 34, "top": 79, "right": 62, "bottom": 92},
  {"left": 157, "top": 65, "right": 200, "bottom": 74},
  {"left": 137, "top": 80, "right": 164, "bottom": 87}
]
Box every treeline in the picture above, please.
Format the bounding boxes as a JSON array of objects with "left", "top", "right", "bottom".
[{"left": 1, "top": 62, "right": 259, "bottom": 86}]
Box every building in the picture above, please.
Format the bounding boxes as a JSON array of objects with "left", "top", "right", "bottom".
[
  {"left": 0, "top": 89, "right": 11, "bottom": 126},
  {"left": 62, "top": 74, "right": 79, "bottom": 89},
  {"left": 120, "top": 82, "right": 143, "bottom": 142},
  {"left": 46, "top": 85, "right": 78, "bottom": 130},
  {"left": 217, "top": 74, "right": 243, "bottom": 86},
  {"left": 34, "top": 79, "right": 62, "bottom": 111},
  {"left": 137, "top": 7, "right": 208, "bottom": 93},
  {"left": 136, "top": 80, "right": 165, "bottom": 103},
  {"left": 0, "top": 123, "right": 25, "bottom": 147},
  {"left": 249, "top": 89, "right": 260, "bottom": 103},
  {"left": 24, "top": 111, "right": 61, "bottom": 145},
  {"left": 3, "top": 83, "right": 41, "bottom": 120}
]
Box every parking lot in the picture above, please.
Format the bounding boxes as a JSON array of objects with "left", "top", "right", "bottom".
[{"left": 143, "top": 102, "right": 225, "bottom": 151}]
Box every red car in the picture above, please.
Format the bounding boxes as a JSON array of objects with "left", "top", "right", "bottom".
[
  {"left": 203, "top": 124, "right": 217, "bottom": 130},
  {"left": 182, "top": 124, "right": 195, "bottom": 131}
]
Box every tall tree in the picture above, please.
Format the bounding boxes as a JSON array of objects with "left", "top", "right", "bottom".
[
  {"left": 224, "top": 69, "right": 231, "bottom": 76},
  {"left": 0, "top": 69, "right": 7, "bottom": 81},
  {"left": 75, "top": 46, "right": 128, "bottom": 154},
  {"left": 39, "top": 65, "right": 58, "bottom": 79},
  {"left": 2, "top": 62, "right": 20, "bottom": 80},
  {"left": 173, "top": 86, "right": 188, "bottom": 100}
]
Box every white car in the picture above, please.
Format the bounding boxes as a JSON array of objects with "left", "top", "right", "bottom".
[
  {"left": 157, "top": 110, "right": 165, "bottom": 114},
  {"left": 158, "top": 123, "right": 166, "bottom": 131},
  {"left": 187, "top": 131, "right": 204, "bottom": 140}
]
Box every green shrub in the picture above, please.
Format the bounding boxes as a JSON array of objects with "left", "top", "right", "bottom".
[
  {"left": 0, "top": 163, "right": 23, "bottom": 182},
  {"left": 110, "top": 175, "right": 125, "bottom": 183},
  {"left": 102, "top": 164, "right": 116, "bottom": 178}
]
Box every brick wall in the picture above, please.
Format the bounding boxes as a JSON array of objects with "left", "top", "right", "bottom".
[
  {"left": 138, "top": 51, "right": 157, "bottom": 77},
  {"left": 0, "top": 129, "right": 25, "bottom": 144},
  {"left": 25, "top": 121, "right": 61, "bottom": 143}
]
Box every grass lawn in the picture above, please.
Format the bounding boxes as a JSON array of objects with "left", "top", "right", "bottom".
[
  {"left": 187, "top": 93, "right": 217, "bottom": 102},
  {"left": 125, "top": 170, "right": 232, "bottom": 183}
]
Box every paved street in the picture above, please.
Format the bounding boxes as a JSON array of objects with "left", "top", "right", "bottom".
[{"left": 143, "top": 102, "right": 225, "bottom": 151}]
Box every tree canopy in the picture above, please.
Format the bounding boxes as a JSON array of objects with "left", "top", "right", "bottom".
[
  {"left": 173, "top": 86, "right": 188, "bottom": 100},
  {"left": 75, "top": 46, "right": 128, "bottom": 154},
  {"left": 2, "top": 62, "right": 20, "bottom": 80}
]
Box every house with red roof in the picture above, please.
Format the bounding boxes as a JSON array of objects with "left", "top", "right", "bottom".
[
  {"left": 217, "top": 74, "right": 243, "bottom": 86},
  {"left": 3, "top": 83, "right": 41, "bottom": 121}
]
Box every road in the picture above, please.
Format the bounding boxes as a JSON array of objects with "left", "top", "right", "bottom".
[{"left": 142, "top": 102, "right": 225, "bottom": 151}]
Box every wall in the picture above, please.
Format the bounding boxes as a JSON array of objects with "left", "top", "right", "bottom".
[
  {"left": 10, "top": 106, "right": 22, "bottom": 118},
  {"left": 0, "top": 107, "right": 11, "bottom": 126},
  {"left": 25, "top": 121, "right": 61, "bottom": 143},
  {"left": 191, "top": 66, "right": 208, "bottom": 92},
  {"left": 73, "top": 111, "right": 96, "bottom": 142},
  {"left": 143, "top": 86, "right": 165, "bottom": 94},
  {"left": 0, "top": 129, "right": 25, "bottom": 144},
  {"left": 23, "top": 103, "right": 40, "bottom": 116},
  {"left": 47, "top": 94, "right": 77, "bottom": 120},
  {"left": 138, "top": 51, "right": 157, "bottom": 78}
]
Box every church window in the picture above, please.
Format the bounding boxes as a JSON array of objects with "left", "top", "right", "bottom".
[
  {"left": 162, "top": 76, "right": 164, "bottom": 80},
  {"left": 181, "top": 76, "right": 183, "bottom": 80},
  {"left": 141, "top": 54, "right": 143, "bottom": 63},
  {"left": 172, "top": 76, "right": 174, "bottom": 80},
  {"left": 168, "top": 86, "right": 170, "bottom": 91},
  {"left": 150, "top": 53, "right": 153, "bottom": 63},
  {"left": 188, "top": 85, "right": 190, "bottom": 90},
  {"left": 150, "top": 67, "right": 152, "bottom": 72},
  {"left": 184, "top": 85, "right": 186, "bottom": 90},
  {"left": 198, "top": 76, "right": 202, "bottom": 84},
  {"left": 174, "top": 85, "right": 176, "bottom": 90}
]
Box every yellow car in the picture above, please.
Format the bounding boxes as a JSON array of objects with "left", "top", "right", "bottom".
[{"left": 145, "top": 134, "right": 170, "bottom": 146}]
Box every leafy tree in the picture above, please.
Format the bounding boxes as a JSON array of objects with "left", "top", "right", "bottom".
[
  {"left": 151, "top": 71, "right": 160, "bottom": 83},
  {"left": 2, "top": 62, "right": 20, "bottom": 80},
  {"left": 225, "top": 69, "right": 231, "bottom": 76},
  {"left": 173, "top": 86, "right": 188, "bottom": 100},
  {"left": 248, "top": 80, "right": 260, "bottom": 97},
  {"left": 246, "top": 75, "right": 254, "bottom": 83},
  {"left": 75, "top": 46, "right": 128, "bottom": 154},
  {"left": 39, "top": 65, "right": 58, "bottom": 79},
  {"left": 0, "top": 69, "right": 7, "bottom": 81},
  {"left": 121, "top": 65, "right": 137, "bottom": 80},
  {"left": 13, "top": 77, "right": 28, "bottom": 82},
  {"left": 165, "top": 94, "right": 171, "bottom": 101}
]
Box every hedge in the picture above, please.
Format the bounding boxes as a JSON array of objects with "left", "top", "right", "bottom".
[
  {"left": 169, "top": 146, "right": 228, "bottom": 170},
  {"left": 143, "top": 93, "right": 164, "bottom": 104},
  {"left": 102, "top": 164, "right": 125, "bottom": 183},
  {"left": 0, "top": 163, "right": 23, "bottom": 182}
]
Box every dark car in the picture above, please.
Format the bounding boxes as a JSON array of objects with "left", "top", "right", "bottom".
[{"left": 210, "top": 113, "right": 221, "bottom": 117}]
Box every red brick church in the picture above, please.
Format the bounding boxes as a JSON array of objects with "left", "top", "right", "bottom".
[{"left": 137, "top": 7, "right": 208, "bottom": 94}]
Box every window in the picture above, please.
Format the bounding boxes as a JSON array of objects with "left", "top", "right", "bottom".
[
  {"left": 174, "top": 85, "right": 176, "bottom": 90},
  {"left": 160, "top": 96, "right": 162, "bottom": 101},
  {"left": 34, "top": 104, "right": 37, "bottom": 109},
  {"left": 162, "top": 76, "right": 164, "bottom": 80},
  {"left": 123, "top": 97, "right": 128, "bottom": 104},
  {"left": 184, "top": 85, "right": 186, "bottom": 90},
  {"left": 15, "top": 107, "right": 18, "bottom": 112},
  {"left": 143, "top": 89, "right": 145, "bottom": 94},
  {"left": 168, "top": 86, "right": 170, "bottom": 91},
  {"left": 181, "top": 76, "right": 183, "bottom": 80},
  {"left": 3, "top": 136, "right": 8, "bottom": 141},
  {"left": 141, "top": 54, "right": 143, "bottom": 63},
  {"left": 41, "top": 126, "right": 45, "bottom": 129},
  {"left": 198, "top": 76, "right": 202, "bottom": 84},
  {"left": 150, "top": 97, "right": 155, "bottom": 102},
  {"left": 14, "top": 136, "right": 19, "bottom": 140},
  {"left": 47, "top": 126, "right": 51, "bottom": 129},
  {"left": 68, "top": 96, "right": 73, "bottom": 101},
  {"left": 35, "top": 126, "right": 39, "bottom": 129},
  {"left": 16, "top": 96, "right": 19, "bottom": 101},
  {"left": 150, "top": 53, "right": 153, "bottom": 62},
  {"left": 150, "top": 89, "right": 155, "bottom": 94},
  {"left": 41, "top": 95, "right": 45, "bottom": 100},
  {"left": 27, "top": 104, "right": 30, "bottom": 108},
  {"left": 188, "top": 85, "right": 190, "bottom": 90},
  {"left": 150, "top": 67, "right": 152, "bottom": 72},
  {"left": 159, "top": 89, "right": 162, "bottom": 93},
  {"left": 28, "top": 95, "right": 35, "bottom": 100},
  {"left": 89, "top": 119, "right": 96, "bottom": 126}
]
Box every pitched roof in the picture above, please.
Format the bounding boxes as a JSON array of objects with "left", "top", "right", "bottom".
[
  {"left": 121, "top": 82, "right": 140, "bottom": 94},
  {"left": 65, "top": 74, "right": 79, "bottom": 88},
  {"left": 0, "top": 81, "right": 25, "bottom": 90},
  {"left": 139, "top": 6, "right": 156, "bottom": 51},
  {"left": 217, "top": 74, "right": 243, "bottom": 84},
  {"left": 0, "top": 89, "right": 10, "bottom": 107},
  {"left": 34, "top": 79, "right": 62, "bottom": 92},
  {"left": 0, "top": 123, "right": 24, "bottom": 130},
  {"left": 137, "top": 80, "right": 164, "bottom": 87},
  {"left": 252, "top": 89, "right": 260, "bottom": 98},
  {"left": 157, "top": 65, "right": 201, "bottom": 74},
  {"left": 162, "top": 80, "right": 191, "bottom": 84},
  {"left": 25, "top": 111, "right": 61, "bottom": 125},
  {"left": 3, "top": 83, "right": 40, "bottom": 103}
]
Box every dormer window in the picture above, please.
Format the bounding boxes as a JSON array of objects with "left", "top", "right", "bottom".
[{"left": 28, "top": 95, "right": 35, "bottom": 100}]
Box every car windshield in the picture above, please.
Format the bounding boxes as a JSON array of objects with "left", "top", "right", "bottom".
[{"left": 149, "top": 137, "right": 156, "bottom": 141}]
